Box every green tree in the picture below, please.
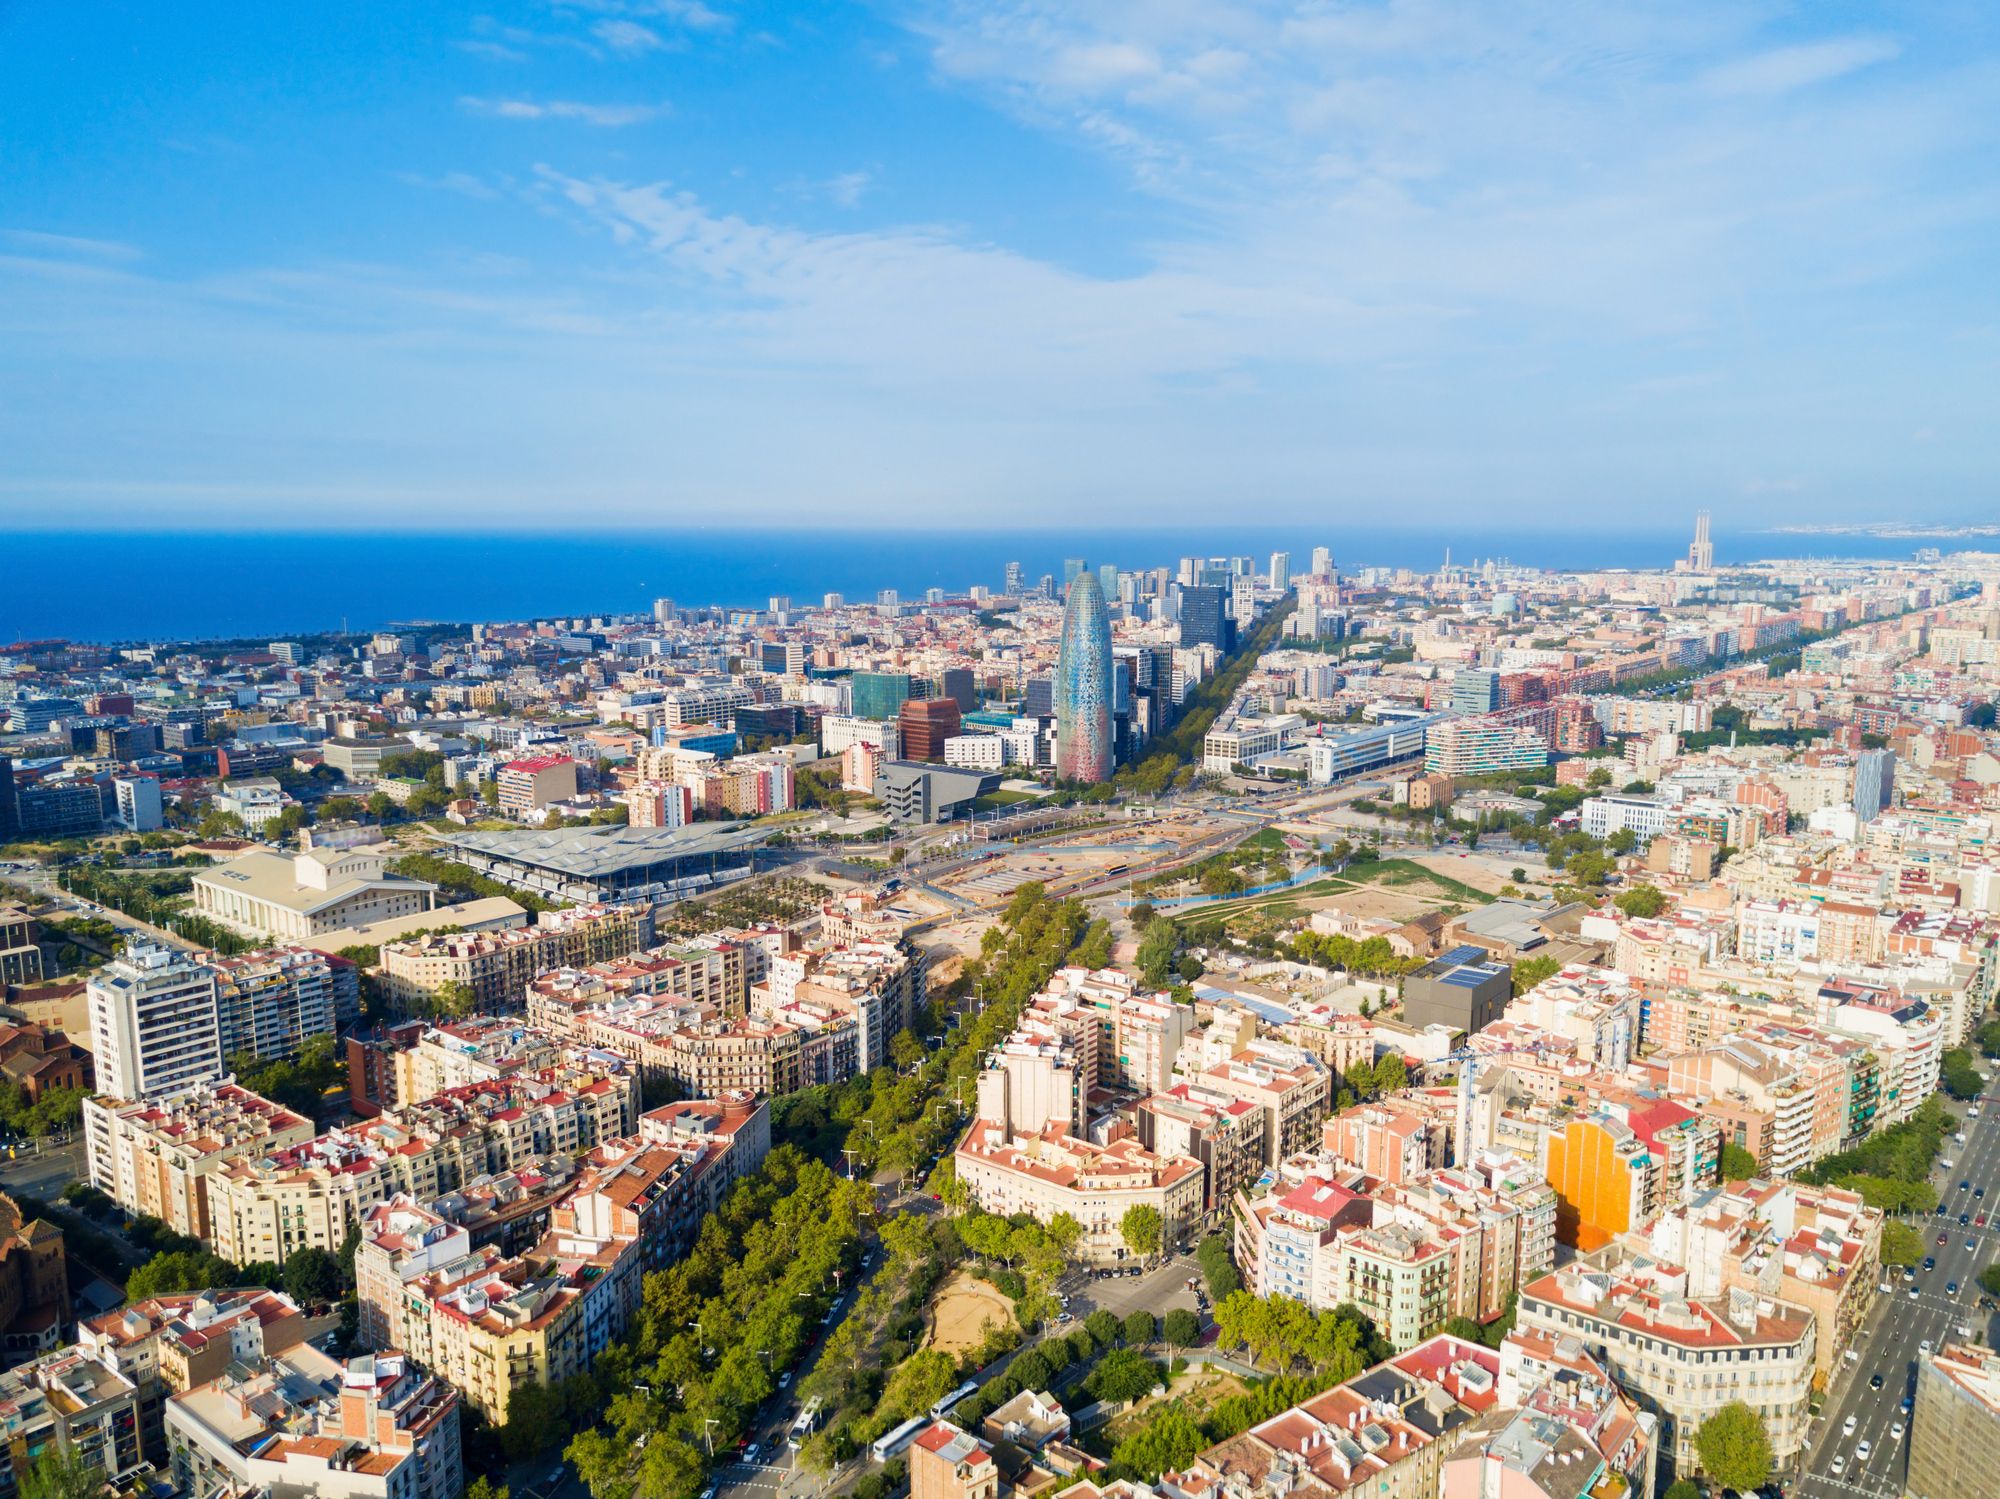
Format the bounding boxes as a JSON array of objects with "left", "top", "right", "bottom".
[
  {"left": 1695, "top": 1402, "right": 1773, "bottom": 1493},
  {"left": 423, "top": 979, "right": 477, "bottom": 1020},
  {"left": 1137, "top": 921, "right": 1180, "bottom": 988},
  {"left": 1120, "top": 1203, "right": 1163, "bottom": 1263},
  {"left": 1613, "top": 884, "right": 1667, "bottom": 918},
  {"left": 18, "top": 1450, "right": 104, "bottom": 1499},
  {"left": 1880, "top": 1221, "right": 1924, "bottom": 1269},
  {"left": 467, "top": 1479, "right": 510, "bottom": 1499},
  {"left": 1111, "top": 1408, "right": 1206, "bottom": 1479},
  {"left": 1129, "top": 900, "right": 1156, "bottom": 929},
  {"left": 1123, "top": 1310, "right": 1157, "bottom": 1347},
  {"left": 1510, "top": 954, "right": 1561, "bottom": 996},
  {"left": 1085, "top": 1309, "right": 1122, "bottom": 1347},
  {"left": 1662, "top": 1482, "right": 1701, "bottom": 1499},
  {"left": 1978, "top": 1263, "right": 2000, "bottom": 1299},
  {"left": 1163, "top": 1308, "right": 1201, "bottom": 1347},
  {"left": 1086, "top": 1348, "right": 1164, "bottom": 1404},
  {"left": 126, "top": 1249, "right": 240, "bottom": 1299},
  {"left": 1372, "top": 1053, "right": 1408, "bottom": 1093},
  {"left": 1719, "top": 1142, "right": 1758, "bottom": 1181},
  {"left": 284, "top": 1246, "right": 343, "bottom": 1306}
]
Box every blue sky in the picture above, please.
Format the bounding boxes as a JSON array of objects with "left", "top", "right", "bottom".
[{"left": 2, "top": 0, "right": 1997, "bottom": 532}]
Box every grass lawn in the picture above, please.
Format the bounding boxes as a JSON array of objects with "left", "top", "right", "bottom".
[
  {"left": 1359, "top": 858, "right": 1494, "bottom": 905},
  {"left": 972, "top": 789, "right": 1037, "bottom": 811}
]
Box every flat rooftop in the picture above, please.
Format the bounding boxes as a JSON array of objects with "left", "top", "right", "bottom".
[{"left": 441, "top": 821, "right": 770, "bottom": 877}]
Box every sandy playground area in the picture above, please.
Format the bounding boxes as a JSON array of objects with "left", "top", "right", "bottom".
[{"left": 924, "top": 1271, "right": 1014, "bottom": 1356}]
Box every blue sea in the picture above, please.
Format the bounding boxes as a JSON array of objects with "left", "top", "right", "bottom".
[{"left": 1, "top": 526, "right": 1924, "bottom": 644}]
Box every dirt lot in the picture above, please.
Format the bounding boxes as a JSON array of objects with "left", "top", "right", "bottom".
[{"left": 924, "top": 1271, "right": 1014, "bottom": 1356}]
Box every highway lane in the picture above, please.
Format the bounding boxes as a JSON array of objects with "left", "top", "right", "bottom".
[{"left": 1795, "top": 1079, "right": 2000, "bottom": 1499}]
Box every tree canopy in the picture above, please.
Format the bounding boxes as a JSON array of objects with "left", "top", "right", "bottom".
[{"left": 1695, "top": 1402, "right": 1773, "bottom": 1493}]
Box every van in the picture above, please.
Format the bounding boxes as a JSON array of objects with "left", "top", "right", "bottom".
[{"left": 1843, "top": 1349, "right": 1860, "bottom": 1365}]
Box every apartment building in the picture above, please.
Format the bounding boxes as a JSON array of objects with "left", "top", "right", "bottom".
[
  {"left": 209, "top": 944, "right": 357, "bottom": 1061},
  {"left": 204, "top": 1064, "right": 637, "bottom": 1265},
  {"left": 84, "top": 1083, "right": 317, "bottom": 1241},
  {"left": 1518, "top": 1252, "right": 1817, "bottom": 1476},
  {"left": 76, "top": 1287, "right": 307, "bottom": 1462},
  {"left": 954, "top": 1118, "right": 1204, "bottom": 1263},
  {"left": 1443, "top": 1335, "right": 1659, "bottom": 1499},
  {"left": 1136, "top": 1084, "right": 1264, "bottom": 1224},
  {"left": 1640, "top": 1178, "right": 1881, "bottom": 1388},
  {"left": 1186, "top": 1333, "right": 1503, "bottom": 1499},
  {"left": 496, "top": 754, "right": 580, "bottom": 818},
  {"left": 1910, "top": 1343, "right": 2000, "bottom": 1499},
  {"left": 579, "top": 996, "right": 848, "bottom": 1096},
  {"left": 86, "top": 945, "right": 226, "bottom": 1101},
  {"left": 166, "top": 1347, "right": 461, "bottom": 1499},
  {"left": 378, "top": 903, "right": 651, "bottom": 1015},
  {"left": 1191, "top": 1038, "right": 1331, "bottom": 1165},
  {"left": 524, "top": 939, "right": 751, "bottom": 1034},
  {"left": 0, "top": 1348, "right": 146, "bottom": 1496},
  {"left": 352, "top": 1131, "right": 711, "bottom": 1428},
  {"left": 753, "top": 939, "right": 924, "bottom": 1072}
]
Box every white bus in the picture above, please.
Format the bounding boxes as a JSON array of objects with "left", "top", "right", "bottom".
[
  {"left": 929, "top": 1381, "right": 979, "bottom": 1420},
  {"left": 870, "top": 1416, "right": 929, "bottom": 1463},
  {"left": 789, "top": 1399, "right": 823, "bottom": 1450}
]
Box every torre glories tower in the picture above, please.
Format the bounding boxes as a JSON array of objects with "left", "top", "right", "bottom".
[{"left": 1055, "top": 569, "right": 1113, "bottom": 782}]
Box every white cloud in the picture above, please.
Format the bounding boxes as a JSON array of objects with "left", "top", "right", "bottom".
[
  {"left": 460, "top": 96, "right": 666, "bottom": 126},
  {"left": 593, "top": 19, "right": 667, "bottom": 54},
  {"left": 825, "top": 171, "right": 873, "bottom": 208},
  {"left": 1703, "top": 37, "right": 1900, "bottom": 96},
  {"left": 0, "top": 229, "right": 142, "bottom": 261}
]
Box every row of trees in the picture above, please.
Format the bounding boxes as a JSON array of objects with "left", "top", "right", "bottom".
[
  {"left": 566, "top": 1148, "right": 871, "bottom": 1499},
  {"left": 1798, "top": 1093, "right": 1955, "bottom": 1212}
]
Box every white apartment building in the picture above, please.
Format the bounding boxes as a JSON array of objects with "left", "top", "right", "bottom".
[
  {"left": 87, "top": 945, "right": 225, "bottom": 1100},
  {"left": 1579, "top": 794, "right": 1672, "bottom": 842}
]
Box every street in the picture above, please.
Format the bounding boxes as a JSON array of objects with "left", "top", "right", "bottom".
[
  {"left": 0, "top": 1138, "right": 88, "bottom": 1204},
  {"left": 1794, "top": 1084, "right": 2000, "bottom": 1499}
]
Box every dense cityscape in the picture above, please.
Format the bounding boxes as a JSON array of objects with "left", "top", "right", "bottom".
[{"left": 0, "top": 524, "right": 1996, "bottom": 1499}]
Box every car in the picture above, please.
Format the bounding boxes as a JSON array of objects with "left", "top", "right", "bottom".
[
  {"left": 1939, "top": 1204, "right": 1952, "bottom": 1217},
  {"left": 1857, "top": 1440, "right": 1872, "bottom": 1460},
  {"left": 743, "top": 1443, "right": 760, "bottom": 1463},
  {"left": 1879, "top": 1280, "right": 1892, "bottom": 1294},
  {"left": 1891, "top": 1421, "right": 1906, "bottom": 1440},
  {"left": 1927, "top": 1256, "right": 1938, "bottom": 1270},
  {"left": 700, "top": 1488, "right": 716, "bottom": 1499},
  {"left": 1871, "top": 1373, "right": 1885, "bottom": 1389},
  {"left": 1843, "top": 1416, "right": 1858, "bottom": 1436},
  {"left": 1922, "top": 1339, "right": 1934, "bottom": 1355},
  {"left": 1963, "top": 1213, "right": 1973, "bottom": 1226},
  {"left": 1950, "top": 1281, "right": 1960, "bottom": 1295},
  {"left": 1910, "top": 1287, "right": 1922, "bottom": 1299},
  {"left": 1057, "top": 1311, "right": 1073, "bottom": 1324},
  {"left": 1831, "top": 1456, "right": 1846, "bottom": 1477},
  {"left": 1980, "top": 1187, "right": 1987, "bottom": 1199},
  {"left": 1962, "top": 1180, "right": 1972, "bottom": 1191},
  {"left": 1939, "top": 1233, "right": 1951, "bottom": 1245},
  {"left": 779, "top": 1372, "right": 792, "bottom": 1390}
]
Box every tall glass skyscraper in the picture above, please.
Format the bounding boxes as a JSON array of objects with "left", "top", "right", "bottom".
[{"left": 1056, "top": 572, "right": 1113, "bottom": 783}]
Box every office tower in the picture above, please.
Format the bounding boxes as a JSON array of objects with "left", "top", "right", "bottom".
[
  {"left": 899, "top": 699, "right": 963, "bottom": 762},
  {"left": 1178, "top": 556, "right": 1201, "bottom": 586},
  {"left": 1037, "top": 574, "right": 1054, "bottom": 599},
  {"left": 876, "top": 589, "right": 900, "bottom": 610},
  {"left": 1055, "top": 572, "right": 1114, "bottom": 783},
  {"left": 942, "top": 668, "right": 976, "bottom": 712},
  {"left": 851, "top": 672, "right": 913, "bottom": 722},
  {"left": 823, "top": 592, "right": 845, "bottom": 609},
  {"left": 1687, "top": 511, "right": 1714, "bottom": 573},
  {"left": 925, "top": 587, "right": 945, "bottom": 605},
  {"left": 652, "top": 598, "right": 676, "bottom": 624},
  {"left": 1854, "top": 748, "right": 1896, "bottom": 822},
  {"left": 1311, "top": 546, "right": 1333, "bottom": 577},
  {"left": 1268, "top": 552, "right": 1291, "bottom": 591},
  {"left": 1063, "top": 558, "right": 1087, "bottom": 586},
  {"left": 1178, "top": 585, "right": 1227, "bottom": 650},
  {"left": 0, "top": 757, "right": 15, "bottom": 840},
  {"left": 1451, "top": 669, "right": 1502, "bottom": 715},
  {"left": 87, "top": 945, "right": 225, "bottom": 1100},
  {"left": 1004, "top": 560, "right": 1024, "bottom": 596},
  {"left": 768, "top": 596, "right": 792, "bottom": 613},
  {"left": 1098, "top": 563, "right": 1119, "bottom": 601},
  {"left": 1023, "top": 678, "right": 1055, "bottom": 720}
]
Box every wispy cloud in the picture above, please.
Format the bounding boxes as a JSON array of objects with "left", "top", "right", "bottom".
[
  {"left": 825, "top": 171, "right": 873, "bottom": 208},
  {"left": 0, "top": 229, "right": 142, "bottom": 262},
  {"left": 459, "top": 96, "right": 666, "bottom": 126},
  {"left": 1703, "top": 37, "right": 1900, "bottom": 96},
  {"left": 592, "top": 19, "right": 667, "bottom": 54},
  {"left": 395, "top": 171, "right": 503, "bottom": 201}
]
